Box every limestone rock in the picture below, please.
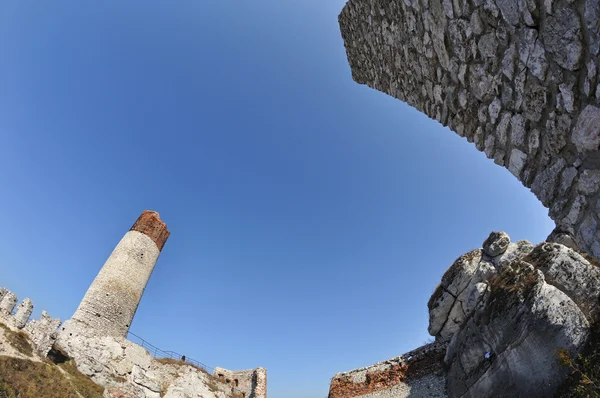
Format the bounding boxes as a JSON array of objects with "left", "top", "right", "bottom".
[
  {"left": 508, "top": 149, "right": 527, "bottom": 178},
  {"left": 572, "top": 105, "right": 600, "bottom": 152},
  {"left": 547, "top": 228, "right": 580, "bottom": 251},
  {"left": 428, "top": 249, "right": 487, "bottom": 337},
  {"left": 163, "top": 369, "right": 224, "bottom": 398},
  {"left": 23, "top": 310, "right": 61, "bottom": 355},
  {"left": 426, "top": 231, "right": 600, "bottom": 398},
  {"left": 525, "top": 243, "right": 600, "bottom": 322},
  {"left": 491, "top": 240, "right": 534, "bottom": 267},
  {"left": 445, "top": 263, "right": 590, "bottom": 398},
  {"left": 0, "top": 292, "right": 17, "bottom": 319},
  {"left": 542, "top": 7, "right": 583, "bottom": 71},
  {"left": 577, "top": 169, "right": 600, "bottom": 194},
  {"left": 482, "top": 231, "right": 510, "bottom": 257}
]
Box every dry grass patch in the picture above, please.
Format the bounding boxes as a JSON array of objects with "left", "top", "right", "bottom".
[
  {"left": 59, "top": 359, "right": 105, "bottom": 398},
  {"left": 555, "top": 324, "right": 600, "bottom": 397},
  {"left": 0, "top": 323, "right": 33, "bottom": 357},
  {"left": 0, "top": 355, "right": 103, "bottom": 398},
  {"left": 155, "top": 357, "right": 210, "bottom": 375}
]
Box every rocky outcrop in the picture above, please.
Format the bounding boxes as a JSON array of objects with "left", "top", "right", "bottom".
[
  {"left": 338, "top": 0, "right": 600, "bottom": 261},
  {"left": 56, "top": 323, "right": 264, "bottom": 398},
  {"left": 428, "top": 232, "right": 533, "bottom": 339},
  {"left": 431, "top": 232, "right": 600, "bottom": 398},
  {"left": 332, "top": 231, "right": 600, "bottom": 398},
  {"left": 0, "top": 287, "right": 61, "bottom": 356},
  {"left": 23, "top": 310, "right": 62, "bottom": 356}
]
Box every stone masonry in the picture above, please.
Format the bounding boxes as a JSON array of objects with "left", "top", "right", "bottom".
[
  {"left": 62, "top": 210, "right": 170, "bottom": 339},
  {"left": 328, "top": 340, "right": 448, "bottom": 398},
  {"left": 339, "top": 0, "right": 600, "bottom": 258},
  {"left": 213, "top": 366, "right": 268, "bottom": 398},
  {"left": 0, "top": 287, "right": 62, "bottom": 355}
]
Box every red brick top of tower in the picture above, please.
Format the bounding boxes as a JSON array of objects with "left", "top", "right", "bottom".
[{"left": 130, "top": 210, "right": 170, "bottom": 251}]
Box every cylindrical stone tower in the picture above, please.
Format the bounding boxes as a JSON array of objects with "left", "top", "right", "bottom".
[{"left": 67, "top": 210, "right": 169, "bottom": 339}]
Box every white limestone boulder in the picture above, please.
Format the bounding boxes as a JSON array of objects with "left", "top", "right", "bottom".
[{"left": 444, "top": 262, "right": 590, "bottom": 398}]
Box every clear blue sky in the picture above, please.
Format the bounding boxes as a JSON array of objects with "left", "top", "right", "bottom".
[{"left": 0, "top": 1, "right": 554, "bottom": 397}]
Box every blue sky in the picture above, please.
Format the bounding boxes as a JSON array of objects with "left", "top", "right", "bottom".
[{"left": 0, "top": 1, "right": 554, "bottom": 397}]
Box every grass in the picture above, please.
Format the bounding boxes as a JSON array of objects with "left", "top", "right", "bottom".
[
  {"left": 0, "top": 355, "right": 103, "bottom": 398},
  {"left": 555, "top": 324, "right": 600, "bottom": 397},
  {"left": 155, "top": 357, "right": 210, "bottom": 375},
  {"left": 59, "top": 360, "right": 105, "bottom": 398},
  {"left": 0, "top": 323, "right": 33, "bottom": 357},
  {"left": 486, "top": 261, "right": 538, "bottom": 312}
]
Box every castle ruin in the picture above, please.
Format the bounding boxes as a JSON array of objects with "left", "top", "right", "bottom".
[{"left": 0, "top": 210, "right": 267, "bottom": 398}]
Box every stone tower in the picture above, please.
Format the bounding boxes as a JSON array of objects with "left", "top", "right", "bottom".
[{"left": 65, "top": 210, "right": 169, "bottom": 339}]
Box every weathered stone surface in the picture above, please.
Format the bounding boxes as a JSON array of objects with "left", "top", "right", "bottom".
[
  {"left": 577, "top": 169, "right": 600, "bottom": 194},
  {"left": 584, "top": 0, "right": 600, "bottom": 55},
  {"left": 56, "top": 324, "right": 256, "bottom": 398},
  {"left": 559, "top": 167, "right": 578, "bottom": 196},
  {"left": 213, "top": 367, "right": 267, "bottom": 398},
  {"left": 542, "top": 7, "right": 583, "bottom": 71},
  {"left": 23, "top": 310, "right": 61, "bottom": 355},
  {"left": 562, "top": 195, "right": 587, "bottom": 225},
  {"left": 66, "top": 211, "right": 169, "bottom": 340},
  {"left": 572, "top": 105, "right": 600, "bottom": 152},
  {"left": 428, "top": 233, "right": 537, "bottom": 341},
  {"left": 508, "top": 148, "right": 527, "bottom": 177},
  {"left": 547, "top": 228, "right": 580, "bottom": 251},
  {"left": 445, "top": 263, "right": 590, "bottom": 398},
  {"left": 492, "top": 240, "right": 534, "bottom": 267},
  {"left": 579, "top": 214, "right": 598, "bottom": 248},
  {"left": 424, "top": 233, "right": 600, "bottom": 398},
  {"left": 11, "top": 298, "right": 33, "bottom": 329},
  {"left": 328, "top": 341, "right": 448, "bottom": 398},
  {"left": 526, "top": 243, "right": 600, "bottom": 322},
  {"left": 482, "top": 231, "right": 510, "bottom": 257},
  {"left": 0, "top": 291, "right": 17, "bottom": 319},
  {"left": 428, "top": 249, "right": 485, "bottom": 337},
  {"left": 531, "top": 157, "right": 566, "bottom": 206}
]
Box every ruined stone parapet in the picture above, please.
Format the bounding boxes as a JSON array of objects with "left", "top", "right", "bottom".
[
  {"left": 23, "top": 310, "right": 62, "bottom": 355},
  {"left": 10, "top": 298, "right": 33, "bottom": 329},
  {"left": 213, "top": 366, "right": 268, "bottom": 398},
  {"left": 0, "top": 290, "right": 18, "bottom": 319},
  {"left": 339, "top": 0, "right": 600, "bottom": 259},
  {"left": 63, "top": 210, "right": 170, "bottom": 339},
  {"left": 328, "top": 340, "right": 448, "bottom": 398}
]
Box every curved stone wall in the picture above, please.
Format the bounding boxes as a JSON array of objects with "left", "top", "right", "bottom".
[{"left": 339, "top": 0, "right": 600, "bottom": 258}]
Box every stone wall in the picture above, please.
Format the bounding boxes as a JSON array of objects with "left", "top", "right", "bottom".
[
  {"left": 0, "top": 287, "right": 62, "bottom": 355},
  {"left": 339, "top": 0, "right": 600, "bottom": 258},
  {"left": 213, "top": 366, "right": 268, "bottom": 398},
  {"left": 328, "top": 340, "right": 448, "bottom": 398}
]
